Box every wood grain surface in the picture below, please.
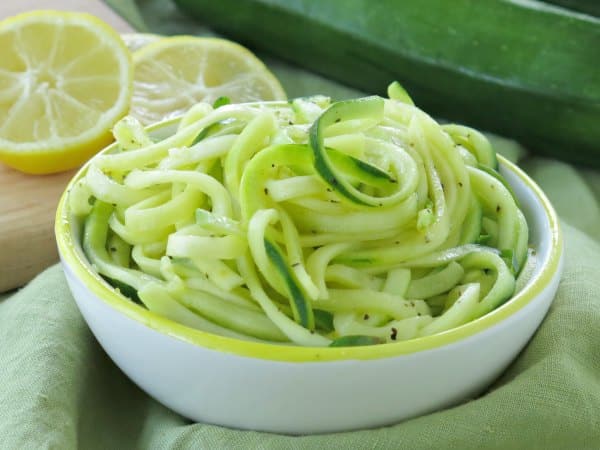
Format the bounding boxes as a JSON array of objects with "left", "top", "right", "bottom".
[{"left": 0, "top": 0, "right": 134, "bottom": 292}]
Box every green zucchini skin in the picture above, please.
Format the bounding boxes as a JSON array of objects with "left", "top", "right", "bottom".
[{"left": 174, "top": 0, "right": 600, "bottom": 167}]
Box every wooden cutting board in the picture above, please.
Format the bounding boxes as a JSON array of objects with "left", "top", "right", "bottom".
[{"left": 0, "top": 0, "right": 134, "bottom": 292}]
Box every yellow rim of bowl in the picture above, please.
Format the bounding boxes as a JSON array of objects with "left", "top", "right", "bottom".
[{"left": 55, "top": 118, "right": 563, "bottom": 362}]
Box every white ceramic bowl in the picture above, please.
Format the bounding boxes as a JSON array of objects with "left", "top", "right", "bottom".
[{"left": 55, "top": 119, "right": 563, "bottom": 434}]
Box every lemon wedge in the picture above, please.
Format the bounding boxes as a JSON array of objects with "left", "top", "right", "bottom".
[
  {"left": 131, "top": 36, "right": 286, "bottom": 125},
  {"left": 0, "top": 10, "right": 132, "bottom": 174}
]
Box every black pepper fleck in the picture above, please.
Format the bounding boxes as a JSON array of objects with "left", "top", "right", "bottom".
[
  {"left": 363, "top": 313, "right": 370, "bottom": 320},
  {"left": 390, "top": 327, "right": 398, "bottom": 340}
]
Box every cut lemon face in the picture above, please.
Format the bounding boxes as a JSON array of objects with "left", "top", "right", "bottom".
[
  {"left": 0, "top": 10, "right": 132, "bottom": 174},
  {"left": 131, "top": 36, "right": 286, "bottom": 125}
]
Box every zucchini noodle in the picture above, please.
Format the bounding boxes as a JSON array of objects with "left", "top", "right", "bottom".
[{"left": 70, "top": 83, "right": 532, "bottom": 347}]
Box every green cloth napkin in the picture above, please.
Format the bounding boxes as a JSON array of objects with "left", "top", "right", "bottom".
[{"left": 2, "top": 1, "right": 600, "bottom": 448}]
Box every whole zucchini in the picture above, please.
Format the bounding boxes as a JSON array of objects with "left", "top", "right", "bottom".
[{"left": 174, "top": 0, "right": 600, "bottom": 167}]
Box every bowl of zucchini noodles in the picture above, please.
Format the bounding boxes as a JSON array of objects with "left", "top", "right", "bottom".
[{"left": 56, "top": 85, "right": 563, "bottom": 434}]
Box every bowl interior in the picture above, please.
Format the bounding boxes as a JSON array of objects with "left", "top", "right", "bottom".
[{"left": 56, "top": 118, "right": 563, "bottom": 362}]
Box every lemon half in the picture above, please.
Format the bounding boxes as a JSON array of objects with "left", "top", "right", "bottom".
[
  {"left": 131, "top": 36, "right": 286, "bottom": 125},
  {"left": 0, "top": 10, "right": 132, "bottom": 174}
]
